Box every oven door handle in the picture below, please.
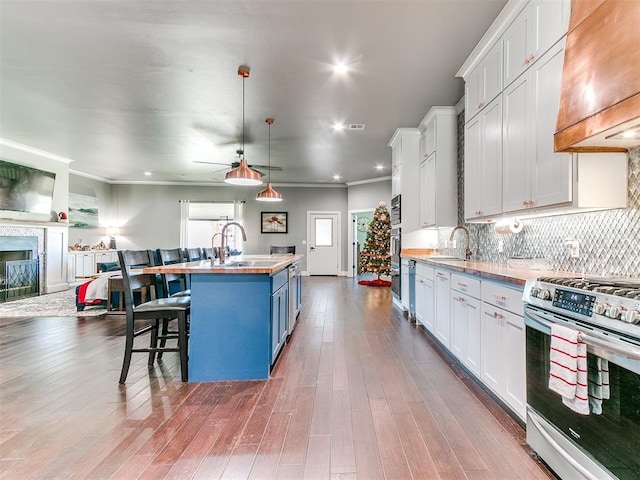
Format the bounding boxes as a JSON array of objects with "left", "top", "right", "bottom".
[
  {"left": 528, "top": 411, "right": 603, "bottom": 480},
  {"left": 525, "top": 306, "right": 640, "bottom": 361}
]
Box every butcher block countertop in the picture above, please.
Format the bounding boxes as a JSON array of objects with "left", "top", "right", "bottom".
[
  {"left": 143, "top": 254, "right": 303, "bottom": 275},
  {"left": 401, "top": 249, "right": 578, "bottom": 287}
]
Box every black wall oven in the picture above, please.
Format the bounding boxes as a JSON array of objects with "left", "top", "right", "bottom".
[
  {"left": 390, "top": 227, "right": 401, "bottom": 299},
  {"left": 391, "top": 195, "right": 401, "bottom": 226},
  {"left": 523, "top": 277, "right": 640, "bottom": 480}
]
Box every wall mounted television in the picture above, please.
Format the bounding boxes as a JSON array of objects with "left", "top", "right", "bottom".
[{"left": 0, "top": 159, "right": 56, "bottom": 215}]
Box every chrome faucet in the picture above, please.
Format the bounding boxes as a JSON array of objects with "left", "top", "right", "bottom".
[
  {"left": 211, "top": 233, "right": 222, "bottom": 261},
  {"left": 449, "top": 225, "right": 472, "bottom": 260},
  {"left": 218, "top": 222, "right": 247, "bottom": 265}
]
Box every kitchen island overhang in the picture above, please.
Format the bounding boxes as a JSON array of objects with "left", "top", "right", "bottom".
[{"left": 143, "top": 254, "right": 303, "bottom": 381}]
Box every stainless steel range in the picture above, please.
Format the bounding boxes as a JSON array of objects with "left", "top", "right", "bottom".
[{"left": 523, "top": 276, "right": 640, "bottom": 480}]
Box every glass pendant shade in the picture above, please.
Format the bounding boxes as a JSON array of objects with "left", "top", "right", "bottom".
[
  {"left": 224, "top": 158, "right": 262, "bottom": 186},
  {"left": 256, "top": 182, "right": 283, "bottom": 201}
]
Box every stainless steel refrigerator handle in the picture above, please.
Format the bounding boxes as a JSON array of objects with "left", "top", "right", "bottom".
[
  {"left": 524, "top": 306, "right": 640, "bottom": 361},
  {"left": 528, "top": 412, "right": 602, "bottom": 480}
]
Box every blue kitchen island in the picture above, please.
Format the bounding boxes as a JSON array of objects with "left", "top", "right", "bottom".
[{"left": 143, "top": 254, "right": 302, "bottom": 381}]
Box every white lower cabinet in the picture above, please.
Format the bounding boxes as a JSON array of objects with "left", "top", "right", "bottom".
[
  {"left": 401, "top": 258, "right": 410, "bottom": 311},
  {"left": 415, "top": 262, "right": 434, "bottom": 333},
  {"left": 68, "top": 250, "right": 119, "bottom": 279},
  {"left": 480, "top": 281, "right": 526, "bottom": 420},
  {"left": 434, "top": 269, "right": 451, "bottom": 348},
  {"left": 450, "top": 273, "right": 481, "bottom": 376},
  {"left": 418, "top": 264, "right": 526, "bottom": 421},
  {"left": 45, "top": 227, "right": 69, "bottom": 293},
  {"left": 70, "top": 252, "right": 96, "bottom": 278}
]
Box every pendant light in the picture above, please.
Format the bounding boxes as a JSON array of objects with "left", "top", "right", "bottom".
[
  {"left": 256, "top": 118, "right": 283, "bottom": 202},
  {"left": 225, "top": 66, "right": 262, "bottom": 186}
]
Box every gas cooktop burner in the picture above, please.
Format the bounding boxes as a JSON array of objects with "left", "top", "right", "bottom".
[{"left": 536, "top": 276, "right": 640, "bottom": 298}]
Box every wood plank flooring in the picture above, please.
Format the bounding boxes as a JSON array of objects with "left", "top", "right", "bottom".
[{"left": 0, "top": 277, "right": 554, "bottom": 479}]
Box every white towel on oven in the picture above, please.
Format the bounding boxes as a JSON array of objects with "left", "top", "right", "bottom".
[
  {"left": 549, "top": 323, "right": 590, "bottom": 415},
  {"left": 588, "top": 356, "right": 610, "bottom": 415}
]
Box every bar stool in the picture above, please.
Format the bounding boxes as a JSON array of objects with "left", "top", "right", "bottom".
[
  {"left": 186, "top": 247, "right": 204, "bottom": 261},
  {"left": 117, "top": 250, "right": 190, "bottom": 384},
  {"left": 157, "top": 248, "right": 190, "bottom": 297}
]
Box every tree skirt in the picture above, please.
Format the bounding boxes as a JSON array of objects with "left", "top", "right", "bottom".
[{"left": 358, "top": 279, "right": 391, "bottom": 287}]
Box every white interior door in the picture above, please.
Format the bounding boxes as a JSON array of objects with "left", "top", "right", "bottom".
[{"left": 307, "top": 212, "right": 339, "bottom": 275}]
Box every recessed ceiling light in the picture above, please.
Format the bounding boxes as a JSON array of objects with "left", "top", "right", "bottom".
[
  {"left": 375, "top": 165, "right": 384, "bottom": 171},
  {"left": 333, "top": 62, "right": 349, "bottom": 75},
  {"left": 333, "top": 174, "right": 341, "bottom": 180},
  {"left": 144, "top": 171, "right": 153, "bottom": 176},
  {"left": 333, "top": 123, "right": 345, "bottom": 132}
]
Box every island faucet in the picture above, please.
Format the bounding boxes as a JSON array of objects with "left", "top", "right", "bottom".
[
  {"left": 218, "top": 222, "right": 247, "bottom": 265},
  {"left": 449, "top": 225, "right": 473, "bottom": 260}
]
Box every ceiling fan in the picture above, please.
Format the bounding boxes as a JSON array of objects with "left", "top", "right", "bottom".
[{"left": 194, "top": 149, "right": 283, "bottom": 177}]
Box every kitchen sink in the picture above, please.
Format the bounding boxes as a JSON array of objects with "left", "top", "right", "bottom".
[
  {"left": 427, "top": 255, "right": 467, "bottom": 262},
  {"left": 225, "top": 260, "right": 275, "bottom": 267}
]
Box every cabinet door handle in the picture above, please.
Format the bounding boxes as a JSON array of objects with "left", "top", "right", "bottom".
[
  {"left": 458, "top": 282, "right": 467, "bottom": 288},
  {"left": 459, "top": 296, "right": 466, "bottom": 302},
  {"left": 493, "top": 311, "right": 505, "bottom": 319},
  {"left": 475, "top": 102, "right": 484, "bottom": 110}
]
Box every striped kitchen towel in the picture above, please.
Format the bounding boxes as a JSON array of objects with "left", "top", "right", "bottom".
[
  {"left": 549, "top": 323, "right": 589, "bottom": 415},
  {"left": 588, "top": 356, "right": 610, "bottom": 415}
]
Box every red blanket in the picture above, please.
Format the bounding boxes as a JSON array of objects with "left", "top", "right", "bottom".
[{"left": 77, "top": 280, "right": 104, "bottom": 306}]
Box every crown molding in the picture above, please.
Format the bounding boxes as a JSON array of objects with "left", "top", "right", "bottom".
[{"left": 0, "top": 138, "right": 74, "bottom": 164}]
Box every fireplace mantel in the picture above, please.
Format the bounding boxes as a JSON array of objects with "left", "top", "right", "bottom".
[{"left": 0, "top": 219, "right": 69, "bottom": 229}]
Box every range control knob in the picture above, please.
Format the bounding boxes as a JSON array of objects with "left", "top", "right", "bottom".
[
  {"left": 621, "top": 309, "right": 640, "bottom": 324},
  {"left": 605, "top": 305, "right": 622, "bottom": 319},
  {"left": 593, "top": 302, "right": 608, "bottom": 315},
  {"left": 538, "top": 289, "right": 551, "bottom": 300}
]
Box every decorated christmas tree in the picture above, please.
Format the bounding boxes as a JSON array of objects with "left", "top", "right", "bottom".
[{"left": 359, "top": 201, "right": 391, "bottom": 284}]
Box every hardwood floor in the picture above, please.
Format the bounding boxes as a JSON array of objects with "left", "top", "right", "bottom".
[{"left": 0, "top": 277, "right": 554, "bottom": 479}]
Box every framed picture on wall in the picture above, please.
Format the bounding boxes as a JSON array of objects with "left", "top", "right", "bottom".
[
  {"left": 68, "top": 192, "right": 99, "bottom": 228},
  {"left": 261, "top": 212, "right": 288, "bottom": 234}
]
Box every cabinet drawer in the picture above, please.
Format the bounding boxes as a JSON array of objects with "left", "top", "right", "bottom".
[
  {"left": 416, "top": 262, "right": 434, "bottom": 280},
  {"left": 271, "top": 269, "right": 288, "bottom": 293},
  {"left": 451, "top": 273, "right": 480, "bottom": 298},
  {"left": 481, "top": 281, "right": 523, "bottom": 315}
]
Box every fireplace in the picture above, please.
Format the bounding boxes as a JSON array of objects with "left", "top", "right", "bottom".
[{"left": 0, "top": 236, "right": 40, "bottom": 302}]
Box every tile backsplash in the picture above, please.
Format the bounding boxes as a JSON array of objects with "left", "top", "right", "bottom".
[{"left": 461, "top": 146, "right": 640, "bottom": 277}]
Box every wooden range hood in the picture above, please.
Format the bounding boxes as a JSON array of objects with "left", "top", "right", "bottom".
[{"left": 555, "top": 0, "right": 640, "bottom": 152}]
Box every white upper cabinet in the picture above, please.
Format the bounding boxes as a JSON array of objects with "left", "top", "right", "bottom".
[
  {"left": 465, "top": 41, "right": 502, "bottom": 123},
  {"left": 531, "top": 0, "right": 571, "bottom": 59},
  {"left": 418, "top": 107, "right": 458, "bottom": 228},
  {"left": 388, "top": 128, "right": 420, "bottom": 232},
  {"left": 503, "top": 42, "right": 627, "bottom": 216},
  {"left": 465, "top": 96, "right": 503, "bottom": 222},
  {"left": 503, "top": 0, "right": 571, "bottom": 88},
  {"left": 460, "top": 0, "right": 625, "bottom": 221},
  {"left": 503, "top": 43, "right": 573, "bottom": 213},
  {"left": 392, "top": 164, "right": 401, "bottom": 198},
  {"left": 502, "top": 2, "right": 532, "bottom": 88}
]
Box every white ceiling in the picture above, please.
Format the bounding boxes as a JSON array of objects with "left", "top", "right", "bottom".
[{"left": 0, "top": 0, "right": 507, "bottom": 185}]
